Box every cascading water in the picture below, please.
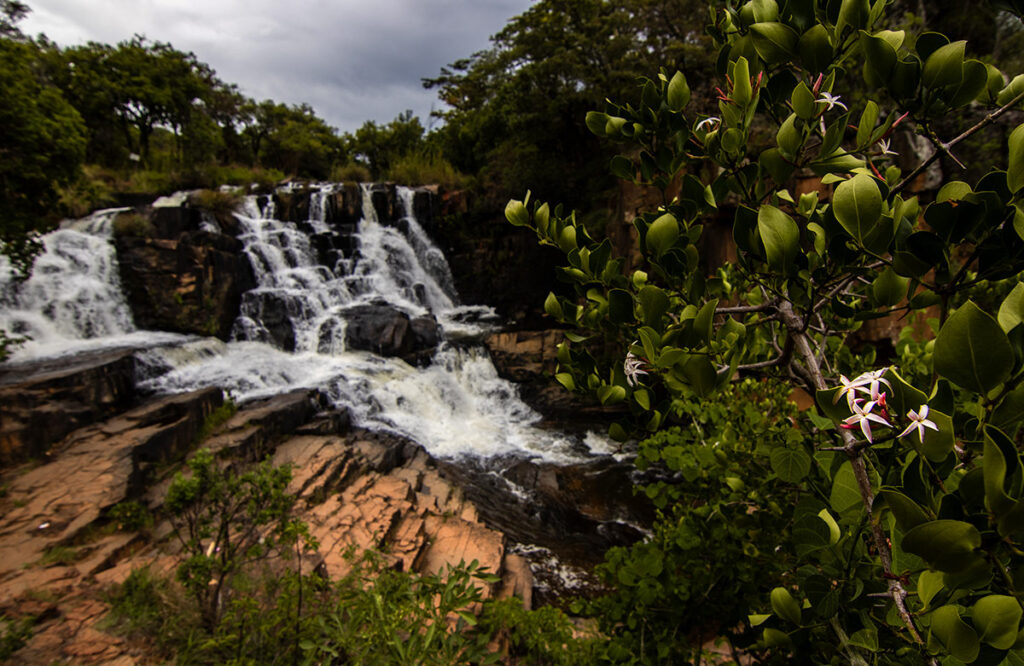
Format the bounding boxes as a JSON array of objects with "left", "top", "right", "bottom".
[
  {"left": 0, "top": 183, "right": 596, "bottom": 462},
  {"left": 0, "top": 208, "right": 186, "bottom": 360}
]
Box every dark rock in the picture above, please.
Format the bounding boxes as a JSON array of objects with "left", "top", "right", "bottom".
[
  {"left": 369, "top": 184, "right": 395, "bottom": 224},
  {"left": 295, "top": 409, "right": 352, "bottom": 436},
  {"left": 115, "top": 220, "right": 255, "bottom": 340},
  {"left": 411, "top": 188, "right": 437, "bottom": 234},
  {"left": 0, "top": 350, "right": 136, "bottom": 466},
  {"left": 328, "top": 183, "right": 363, "bottom": 226},
  {"left": 150, "top": 206, "right": 203, "bottom": 238},
  {"left": 341, "top": 304, "right": 439, "bottom": 363}
]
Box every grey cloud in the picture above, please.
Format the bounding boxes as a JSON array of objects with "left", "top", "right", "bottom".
[{"left": 22, "top": 0, "right": 531, "bottom": 132}]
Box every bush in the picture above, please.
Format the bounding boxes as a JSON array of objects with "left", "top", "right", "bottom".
[
  {"left": 111, "top": 211, "right": 154, "bottom": 238},
  {"left": 188, "top": 189, "right": 242, "bottom": 227},
  {"left": 330, "top": 162, "right": 371, "bottom": 184},
  {"left": 387, "top": 151, "right": 466, "bottom": 188}
]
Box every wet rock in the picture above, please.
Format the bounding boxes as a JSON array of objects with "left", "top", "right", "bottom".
[
  {"left": 0, "top": 349, "right": 136, "bottom": 465},
  {"left": 237, "top": 291, "right": 298, "bottom": 351},
  {"left": 115, "top": 228, "right": 255, "bottom": 340},
  {"left": 341, "top": 304, "right": 440, "bottom": 363}
]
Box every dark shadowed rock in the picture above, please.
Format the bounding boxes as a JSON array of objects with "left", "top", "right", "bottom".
[
  {"left": 341, "top": 304, "right": 439, "bottom": 363},
  {"left": 0, "top": 350, "right": 136, "bottom": 466}
]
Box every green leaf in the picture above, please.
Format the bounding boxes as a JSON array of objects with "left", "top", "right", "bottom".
[
  {"left": 918, "top": 570, "right": 944, "bottom": 610},
  {"left": 544, "top": 292, "right": 563, "bottom": 320},
  {"left": 679, "top": 355, "right": 716, "bottom": 397},
  {"left": 830, "top": 461, "right": 863, "bottom": 515},
  {"left": 646, "top": 213, "right": 679, "bottom": 257},
  {"left": 554, "top": 373, "right": 575, "bottom": 391},
  {"left": 836, "top": 0, "right": 870, "bottom": 37},
  {"left": 929, "top": 605, "right": 980, "bottom": 663},
  {"left": 922, "top": 40, "right": 966, "bottom": 89},
  {"left": 798, "top": 24, "right": 832, "bottom": 73},
  {"left": 933, "top": 301, "right": 1014, "bottom": 395},
  {"left": 792, "top": 81, "right": 817, "bottom": 120},
  {"left": 597, "top": 384, "right": 626, "bottom": 406},
  {"left": 817, "top": 508, "right": 841, "bottom": 545},
  {"left": 757, "top": 204, "right": 800, "bottom": 271},
  {"left": 983, "top": 425, "right": 1017, "bottom": 516},
  {"left": 902, "top": 520, "right": 982, "bottom": 573},
  {"left": 997, "top": 73, "right": 1024, "bottom": 107},
  {"left": 871, "top": 266, "right": 909, "bottom": 306},
  {"left": 770, "top": 587, "right": 802, "bottom": 626},
  {"left": 692, "top": 299, "right": 718, "bottom": 347},
  {"left": 1008, "top": 124, "right": 1024, "bottom": 193},
  {"left": 856, "top": 100, "right": 879, "bottom": 148},
  {"left": 792, "top": 514, "right": 832, "bottom": 556},
  {"left": 759, "top": 147, "right": 794, "bottom": 184},
  {"left": 666, "top": 71, "right": 690, "bottom": 111},
  {"left": 878, "top": 489, "right": 929, "bottom": 531},
  {"left": 639, "top": 285, "right": 670, "bottom": 329},
  {"left": 776, "top": 112, "right": 801, "bottom": 158},
  {"left": 633, "top": 388, "right": 650, "bottom": 410},
  {"left": 505, "top": 199, "right": 530, "bottom": 227},
  {"left": 732, "top": 57, "right": 752, "bottom": 105},
  {"left": 998, "top": 283, "right": 1024, "bottom": 333},
  {"left": 771, "top": 446, "right": 811, "bottom": 482},
  {"left": 833, "top": 173, "right": 882, "bottom": 245},
  {"left": 750, "top": 22, "right": 798, "bottom": 64},
  {"left": 972, "top": 595, "right": 1023, "bottom": 649},
  {"left": 585, "top": 111, "right": 610, "bottom": 137}
]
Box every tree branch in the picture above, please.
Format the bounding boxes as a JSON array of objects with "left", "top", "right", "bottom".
[{"left": 893, "top": 90, "right": 1024, "bottom": 196}]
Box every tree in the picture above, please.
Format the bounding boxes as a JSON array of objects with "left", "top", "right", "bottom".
[
  {"left": 510, "top": 0, "right": 1024, "bottom": 661},
  {"left": 240, "top": 101, "right": 343, "bottom": 179},
  {"left": 426, "top": 0, "right": 717, "bottom": 212},
  {"left": 349, "top": 110, "right": 425, "bottom": 179},
  {"left": 0, "top": 37, "right": 86, "bottom": 273}
]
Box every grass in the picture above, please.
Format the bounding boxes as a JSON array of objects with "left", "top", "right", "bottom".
[
  {"left": 330, "top": 162, "right": 371, "bottom": 184},
  {"left": 387, "top": 152, "right": 466, "bottom": 188},
  {"left": 196, "top": 399, "right": 238, "bottom": 444},
  {"left": 37, "top": 546, "right": 81, "bottom": 567},
  {"left": 111, "top": 212, "right": 154, "bottom": 238}
]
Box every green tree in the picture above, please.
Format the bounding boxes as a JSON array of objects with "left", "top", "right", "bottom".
[
  {"left": 510, "top": 0, "right": 1024, "bottom": 662},
  {"left": 240, "top": 100, "right": 344, "bottom": 179},
  {"left": 349, "top": 110, "right": 425, "bottom": 179}
]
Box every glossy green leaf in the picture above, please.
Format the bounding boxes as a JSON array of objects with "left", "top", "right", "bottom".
[
  {"left": 666, "top": 71, "right": 690, "bottom": 111},
  {"left": 997, "top": 73, "right": 1024, "bottom": 107},
  {"left": 798, "top": 24, "right": 832, "bottom": 73},
  {"left": 505, "top": 199, "right": 530, "bottom": 227},
  {"left": 770, "top": 587, "right": 801, "bottom": 626},
  {"left": 750, "top": 22, "right": 798, "bottom": 64},
  {"left": 998, "top": 283, "right": 1024, "bottom": 332},
  {"left": 646, "top": 213, "right": 679, "bottom": 257},
  {"left": 598, "top": 384, "right": 626, "bottom": 405},
  {"left": 692, "top": 299, "right": 718, "bottom": 347},
  {"left": 836, "top": 0, "right": 870, "bottom": 37},
  {"left": 973, "top": 595, "right": 1023, "bottom": 649},
  {"left": 776, "top": 113, "right": 801, "bottom": 159},
  {"left": 878, "top": 489, "right": 929, "bottom": 531},
  {"left": 791, "top": 81, "right": 817, "bottom": 119},
  {"left": 830, "top": 461, "right": 863, "bottom": 515},
  {"left": 608, "top": 289, "right": 634, "bottom": 324},
  {"left": 918, "top": 570, "right": 944, "bottom": 610},
  {"left": 817, "top": 508, "right": 840, "bottom": 545},
  {"left": 544, "top": 292, "right": 563, "bottom": 320},
  {"left": 933, "top": 301, "right": 1014, "bottom": 395},
  {"left": 760, "top": 147, "right": 795, "bottom": 184},
  {"left": 922, "top": 40, "right": 966, "bottom": 89},
  {"left": 856, "top": 100, "right": 879, "bottom": 147},
  {"left": 585, "top": 111, "right": 609, "bottom": 137},
  {"left": 861, "top": 31, "right": 898, "bottom": 81},
  {"left": 929, "top": 605, "right": 980, "bottom": 663},
  {"left": 1009, "top": 124, "right": 1024, "bottom": 193},
  {"left": 983, "top": 425, "right": 1018, "bottom": 516},
  {"left": 833, "top": 173, "right": 882, "bottom": 245},
  {"left": 902, "top": 520, "right": 982, "bottom": 573},
  {"left": 757, "top": 204, "right": 800, "bottom": 270},
  {"left": 732, "top": 57, "right": 752, "bottom": 105}
]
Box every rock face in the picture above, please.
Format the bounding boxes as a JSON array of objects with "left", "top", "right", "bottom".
[
  {"left": 340, "top": 303, "right": 440, "bottom": 363},
  {"left": 0, "top": 379, "right": 533, "bottom": 664},
  {"left": 0, "top": 350, "right": 136, "bottom": 465},
  {"left": 115, "top": 206, "right": 255, "bottom": 340}
]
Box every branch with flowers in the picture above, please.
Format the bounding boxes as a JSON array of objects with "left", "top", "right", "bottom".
[{"left": 506, "top": 0, "right": 1024, "bottom": 662}]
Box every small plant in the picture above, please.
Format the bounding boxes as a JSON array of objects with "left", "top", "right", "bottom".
[
  {"left": 38, "top": 546, "right": 81, "bottom": 567},
  {"left": 188, "top": 189, "right": 241, "bottom": 227},
  {"left": 387, "top": 151, "right": 466, "bottom": 188},
  {"left": 107, "top": 500, "right": 153, "bottom": 532},
  {"left": 164, "top": 449, "right": 312, "bottom": 630},
  {"left": 195, "top": 398, "right": 237, "bottom": 444},
  {"left": 111, "top": 211, "right": 154, "bottom": 238},
  {"left": 0, "top": 613, "right": 33, "bottom": 661}
]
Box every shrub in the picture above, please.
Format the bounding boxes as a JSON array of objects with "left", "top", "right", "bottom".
[
  {"left": 111, "top": 211, "right": 154, "bottom": 238},
  {"left": 188, "top": 189, "right": 242, "bottom": 228},
  {"left": 387, "top": 151, "right": 466, "bottom": 188},
  {"left": 330, "top": 162, "right": 371, "bottom": 184}
]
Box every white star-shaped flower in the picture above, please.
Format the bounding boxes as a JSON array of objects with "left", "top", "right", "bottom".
[
  {"left": 833, "top": 370, "right": 891, "bottom": 410},
  {"left": 842, "top": 400, "right": 891, "bottom": 442},
  {"left": 695, "top": 117, "right": 721, "bottom": 133},
  {"left": 624, "top": 351, "right": 649, "bottom": 387},
  {"left": 817, "top": 92, "right": 847, "bottom": 112},
  {"left": 877, "top": 138, "right": 898, "bottom": 157},
  {"left": 898, "top": 405, "right": 939, "bottom": 444}
]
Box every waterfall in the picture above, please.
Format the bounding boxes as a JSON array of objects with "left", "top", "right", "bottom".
[
  {"left": 0, "top": 208, "right": 186, "bottom": 360},
  {"left": 0, "top": 182, "right": 596, "bottom": 462}
]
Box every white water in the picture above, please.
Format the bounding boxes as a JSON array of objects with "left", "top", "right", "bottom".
[{"left": 1, "top": 185, "right": 599, "bottom": 463}]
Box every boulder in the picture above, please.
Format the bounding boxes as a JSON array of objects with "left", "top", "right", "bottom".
[{"left": 341, "top": 304, "right": 440, "bottom": 363}]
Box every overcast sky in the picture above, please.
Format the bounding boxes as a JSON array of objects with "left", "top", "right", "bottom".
[{"left": 21, "top": 0, "right": 533, "bottom": 134}]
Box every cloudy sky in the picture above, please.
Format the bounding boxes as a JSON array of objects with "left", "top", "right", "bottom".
[{"left": 21, "top": 0, "right": 533, "bottom": 133}]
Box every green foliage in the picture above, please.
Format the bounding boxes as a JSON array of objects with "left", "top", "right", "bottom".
[
  {"left": 387, "top": 151, "right": 467, "bottom": 188},
  {"left": 0, "top": 613, "right": 33, "bottom": 661},
  {"left": 330, "top": 162, "right": 371, "bottom": 184},
  {"left": 38, "top": 545, "right": 81, "bottom": 567},
  {"left": 195, "top": 398, "right": 237, "bottom": 444},
  {"left": 508, "top": 0, "right": 1024, "bottom": 662},
  {"left": 164, "top": 449, "right": 312, "bottom": 630},
  {"left": 478, "top": 597, "right": 593, "bottom": 665},
  {"left": 584, "top": 379, "right": 821, "bottom": 662},
  {"left": 107, "top": 500, "right": 153, "bottom": 532},
  {"left": 188, "top": 189, "right": 241, "bottom": 228},
  {"left": 110, "top": 212, "right": 153, "bottom": 238}
]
